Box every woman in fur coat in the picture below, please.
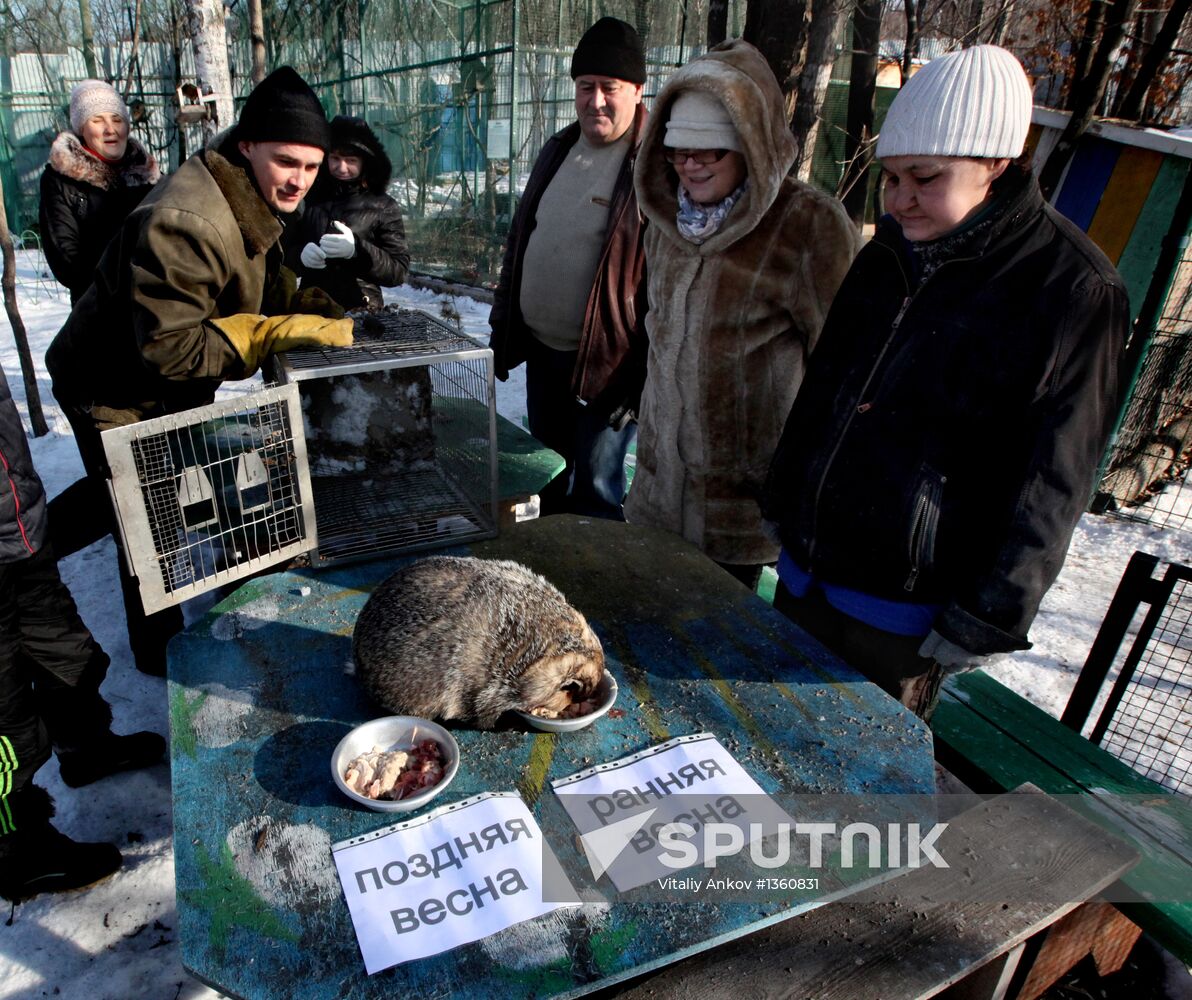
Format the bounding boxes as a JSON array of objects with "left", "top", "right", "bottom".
[
  {"left": 625, "top": 40, "right": 858, "bottom": 589},
  {"left": 287, "top": 115, "right": 409, "bottom": 312},
  {"left": 760, "top": 46, "right": 1129, "bottom": 721},
  {"left": 39, "top": 79, "right": 159, "bottom": 304}
]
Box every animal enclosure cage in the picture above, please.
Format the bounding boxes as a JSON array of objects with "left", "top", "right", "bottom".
[
  {"left": 102, "top": 309, "right": 497, "bottom": 612},
  {"left": 271, "top": 307, "right": 498, "bottom": 567},
  {"left": 102, "top": 384, "right": 316, "bottom": 615}
]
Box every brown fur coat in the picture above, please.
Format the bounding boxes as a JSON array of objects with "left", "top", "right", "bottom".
[{"left": 625, "top": 40, "right": 860, "bottom": 566}]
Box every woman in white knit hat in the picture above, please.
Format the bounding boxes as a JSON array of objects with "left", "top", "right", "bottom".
[
  {"left": 627, "top": 39, "right": 858, "bottom": 588},
  {"left": 39, "top": 79, "right": 159, "bottom": 305},
  {"left": 761, "top": 45, "right": 1130, "bottom": 721}
]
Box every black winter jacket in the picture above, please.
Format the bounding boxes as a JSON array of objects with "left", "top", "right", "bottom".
[
  {"left": 0, "top": 366, "right": 47, "bottom": 563},
  {"left": 286, "top": 118, "right": 409, "bottom": 310},
  {"left": 761, "top": 171, "right": 1129, "bottom": 655},
  {"left": 39, "top": 132, "right": 159, "bottom": 304}
]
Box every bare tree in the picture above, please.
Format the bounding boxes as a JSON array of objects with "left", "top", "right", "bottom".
[
  {"left": 184, "top": 0, "right": 234, "bottom": 142},
  {"left": 78, "top": 0, "right": 98, "bottom": 76},
  {"left": 707, "top": 0, "right": 729, "bottom": 46},
  {"left": 0, "top": 178, "right": 47, "bottom": 437},
  {"left": 1040, "top": 0, "right": 1138, "bottom": 198},
  {"left": 1115, "top": 0, "right": 1192, "bottom": 121},
  {"left": 248, "top": 0, "right": 266, "bottom": 84},
  {"left": 744, "top": 0, "right": 811, "bottom": 115},
  {"left": 794, "top": 0, "right": 848, "bottom": 180},
  {"left": 840, "top": 0, "right": 882, "bottom": 226}
]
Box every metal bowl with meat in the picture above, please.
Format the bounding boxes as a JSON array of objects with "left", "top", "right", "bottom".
[
  {"left": 513, "top": 668, "right": 619, "bottom": 733},
  {"left": 331, "top": 716, "right": 460, "bottom": 812}
]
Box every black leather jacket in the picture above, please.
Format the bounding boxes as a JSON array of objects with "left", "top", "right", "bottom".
[{"left": 762, "top": 170, "right": 1129, "bottom": 654}]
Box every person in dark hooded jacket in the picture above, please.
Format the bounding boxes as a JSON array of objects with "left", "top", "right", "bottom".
[
  {"left": 39, "top": 79, "right": 159, "bottom": 305},
  {"left": 287, "top": 115, "right": 410, "bottom": 311}
]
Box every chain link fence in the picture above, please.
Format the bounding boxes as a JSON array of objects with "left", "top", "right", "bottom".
[{"left": 1099, "top": 235, "right": 1192, "bottom": 534}]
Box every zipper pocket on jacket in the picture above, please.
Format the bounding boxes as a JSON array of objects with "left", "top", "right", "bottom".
[{"left": 905, "top": 467, "right": 945, "bottom": 592}]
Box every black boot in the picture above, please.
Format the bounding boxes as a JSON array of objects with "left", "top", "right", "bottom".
[
  {"left": 57, "top": 730, "right": 166, "bottom": 788},
  {"left": 0, "top": 786, "right": 121, "bottom": 902}
]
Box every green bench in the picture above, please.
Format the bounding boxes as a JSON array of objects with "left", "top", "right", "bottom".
[{"left": 933, "top": 667, "right": 1192, "bottom": 966}]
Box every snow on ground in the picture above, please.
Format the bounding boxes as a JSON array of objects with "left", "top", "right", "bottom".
[{"left": 0, "top": 250, "right": 1189, "bottom": 999}]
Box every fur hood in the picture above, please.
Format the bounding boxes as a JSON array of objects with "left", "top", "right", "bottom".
[
  {"left": 634, "top": 39, "right": 797, "bottom": 255},
  {"left": 328, "top": 116, "right": 392, "bottom": 193},
  {"left": 47, "top": 131, "right": 159, "bottom": 191}
]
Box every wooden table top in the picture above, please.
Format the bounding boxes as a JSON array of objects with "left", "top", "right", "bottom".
[{"left": 169, "top": 516, "right": 935, "bottom": 999}]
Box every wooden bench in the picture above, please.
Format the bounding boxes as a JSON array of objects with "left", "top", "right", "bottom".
[
  {"left": 932, "top": 668, "right": 1192, "bottom": 978},
  {"left": 598, "top": 785, "right": 1138, "bottom": 1000}
]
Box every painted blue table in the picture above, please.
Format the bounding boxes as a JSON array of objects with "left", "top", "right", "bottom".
[{"left": 169, "top": 516, "right": 936, "bottom": 999}]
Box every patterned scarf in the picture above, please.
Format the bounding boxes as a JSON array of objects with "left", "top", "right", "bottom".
[
  {"left": 910, "top": 188, "right": 1014, "bottom": 287},
  {"left": 675, "top": 178, "right": 749, "bottom": 245}
]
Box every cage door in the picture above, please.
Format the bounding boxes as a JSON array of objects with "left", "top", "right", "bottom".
[{"left": 101, "top": 383, "right": 318, "bottom": 614}]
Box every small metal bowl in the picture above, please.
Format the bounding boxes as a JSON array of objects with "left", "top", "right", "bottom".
[
  {"left": 331, "top": 716, "right": 460, "bottom": 812},
  {"left": 514, "top": 669, "right": 619, "bottom": 733}
]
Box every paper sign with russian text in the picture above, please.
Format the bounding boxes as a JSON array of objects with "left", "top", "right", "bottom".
[
  {"left": 331, "top": 791, "right": 576, "bottom": 973},
  {"left": 551, "top": 732, "right": 795, "bottom": 892}
]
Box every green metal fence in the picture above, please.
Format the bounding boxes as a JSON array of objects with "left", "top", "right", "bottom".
[{"left": 1, "top": 0, "right": 751, "bottom": 285}]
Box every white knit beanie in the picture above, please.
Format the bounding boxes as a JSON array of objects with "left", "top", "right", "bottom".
[
  {"left": 664, "top": 91, "right": 741, "bottom": 152},
  {"left": 69, "top": 79, "right": 128, "bottom": 134},
  {"left": 876, "top": 45, "right": 1032, "bottom": 160}
]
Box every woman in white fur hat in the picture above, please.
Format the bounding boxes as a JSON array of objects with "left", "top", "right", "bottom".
[
  {"left": 627, "top": 40, "right": 858, "bottom": 589},
  {"left": 39, "top": 79, "right": 159, "bottom": 305},
  {"left": 762, "top": 45, "right": 1130, "bottom": 720}
]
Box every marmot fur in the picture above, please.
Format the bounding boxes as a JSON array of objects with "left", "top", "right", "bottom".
[{"left": 352, "top": 556, "right": 604, "bottom": 727}]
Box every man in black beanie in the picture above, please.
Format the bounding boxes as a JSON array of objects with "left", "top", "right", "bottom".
[
  {"left": 45, "top": 65, "right": 352, "bottom": 677},
  {"left": 490, "top": 17, "right": 649, "bottom": 521}
]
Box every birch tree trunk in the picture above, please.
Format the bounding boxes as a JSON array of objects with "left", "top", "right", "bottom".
[
  {"left": 0, "top": 178, "right": 47, "bottom": 436},
  {"left": 185, "top": 0, "right": 234, "bottom": 144}
]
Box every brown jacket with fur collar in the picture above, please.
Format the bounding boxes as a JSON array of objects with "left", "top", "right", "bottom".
[
  {"left": 47, "top": 140, "right": 282, "bottom": 414},
  {"left": 39, "top": 132, "right": 159, "bottom": 303},
  {"left": 625, "top": 40, "right": 859, "bottom": 566}
]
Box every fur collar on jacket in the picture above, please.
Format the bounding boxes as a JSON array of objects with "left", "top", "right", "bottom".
[
  {"left": 201, "top": 145, "right": 283, "bottom": 257},
  {"left": 634, "top": 39, "right": 797, "bottom": 256},
  {"left": 47, "top": 131, "right": 159, "bottom": 191}
]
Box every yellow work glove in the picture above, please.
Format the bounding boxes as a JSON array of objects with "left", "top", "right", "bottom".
[{"left": 214, "top": 313, "right": 354, "bottom": 374}]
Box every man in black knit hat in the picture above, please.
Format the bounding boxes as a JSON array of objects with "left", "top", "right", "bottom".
[
  {"left": 46, "top": 66, "right": 353, "bottom": 677},
  {"left": 490, "top": 17, "right": 649, "bottom": 521}
]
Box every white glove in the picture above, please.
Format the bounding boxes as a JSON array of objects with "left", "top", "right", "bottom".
[
  {"left": 918, "top": 630, "right": 1004, "bottom": 674},
  {"left": 320, "top": 220, "right": 356, "bottom": 259},
  {"left": 300, "top": 242, "right": 327, "bottom": 269}
]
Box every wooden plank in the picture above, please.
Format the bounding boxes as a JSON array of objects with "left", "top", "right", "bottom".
[
  {"left": 944, "top": 672, "right": 1179, "bottom": 801},
  {"left": 1054, "top": 137, "right": 1121, "bottom": 232},
  {"left": 1115, "top": 155, "right": 1192, "bottom": 318},
  {"left": 933, "top": 682, "right": 1192, "bottom": 963},
  {"left": 495, "top": 409, "right": 565, "bottom": 501},
  {"left": 604, "top": 787, "right": 1138, "bottom": 1000},
  {"left": 1086, "top": 146, "right": 1166, "bottom": 264}
]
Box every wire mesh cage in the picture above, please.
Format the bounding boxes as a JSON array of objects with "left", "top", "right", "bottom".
[
  {"left": 102, "top": 384, "right": 316, "bottom": 615},
  {"left": 1096, "top": 569, "right": 1192, "bottom": 794},
  {"left": 271, "top": 306, "right": 498, "bottom": 567},
  {"left": 1064, "top": 552, "right": 1192, "bottom": 795}
]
